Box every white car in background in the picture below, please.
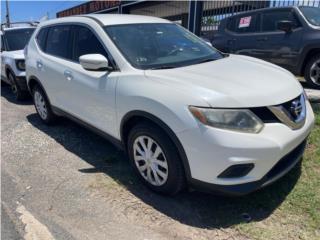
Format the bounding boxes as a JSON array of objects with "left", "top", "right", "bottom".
[
  {"left": 25, "top": 15, "right": 314, "bottom": 196},
  {"left": 1, "top": 23, "right": 36, "bottom": 100}
]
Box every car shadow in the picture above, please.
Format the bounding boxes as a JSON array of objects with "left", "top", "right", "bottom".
[
  {"left": 1, "top": 82, "right": 33, "bottom": 105},
  {"left": 26, "top": 113, "right": 301, "bottom": 229}
]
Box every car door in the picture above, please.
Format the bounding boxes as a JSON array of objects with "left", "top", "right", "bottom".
[
  {"left": 36, "top": 25, "right": 74, "bottom": 109},
  {"left": 61, "top": 24, "right": 118, "bottom": 136},
  {"left": 252, "top": 9, "right": 303, "bottom": 70},
  {"left": 229, "top": 13, "right": 263, "bottom": 58}
]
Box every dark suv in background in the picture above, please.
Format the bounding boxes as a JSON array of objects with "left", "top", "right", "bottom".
[{"left": 213, "top": 6, "right": 320, "bottom": 89}]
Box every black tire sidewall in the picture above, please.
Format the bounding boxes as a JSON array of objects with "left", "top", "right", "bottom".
[
  {"left": 305, "top": 54, "right": 320, "bottom": 90},
  {"left": 8, "top": 72, "right": 25, "bottom": 100},
  {"left": 127, "top": 123, "right": 185, "bottom": 195}
]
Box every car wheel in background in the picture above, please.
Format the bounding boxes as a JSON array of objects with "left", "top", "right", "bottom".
[
  {"left": 8, "top": 72, "right": 27, "bottom": 101},
  {"left": 127, "top": 122, "right": 185, "bottom": 195},
  {"left": 305, "top": 54, "right": 320, "bottom": 90},
  {"left": 32, "top": 85, "right": 56, "bottom": 124}
]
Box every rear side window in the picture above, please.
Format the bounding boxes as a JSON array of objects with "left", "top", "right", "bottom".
[
  {"left": 226, "top": 14, "right": 260, "bottom": 33},
  {"left": 261, "top": 10, "right": 300, "bottom": 32},
  {"left": 36, "top": 27, "right": 48, "bottom": 51},
  {"left": 72, "top": 25, "right": 108, "bottom": 62},
  {"left": 46, "top": 25, "right": 72, "bottom": 59}
]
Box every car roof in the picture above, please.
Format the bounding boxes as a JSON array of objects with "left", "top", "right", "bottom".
[{"left": 39, "top": 14, "right": 171, "bottom": 27}]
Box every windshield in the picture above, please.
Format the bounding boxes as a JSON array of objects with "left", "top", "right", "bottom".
[
  {"left": 104, "top": 23, "right": 223, "bottom": 70},
  {"left": 299, "top": 6, "right": 320, "bottom": 26},
  {"left": 4, "top": 28, "right": 35, "bottom": 51}
]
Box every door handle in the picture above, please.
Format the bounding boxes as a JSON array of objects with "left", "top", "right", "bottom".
[
  {"left": 256, "top": 37, "right": 268, "bottom": 42},
  {"left": 64, "top": 70, "right": 73, "bottom": 81},
  {"left": 36, "top": 60, "right": 43, "bottom": 69}
]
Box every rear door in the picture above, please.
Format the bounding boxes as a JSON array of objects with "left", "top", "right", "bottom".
[
  {"left": 36, "top": 25, "right": 73, "bottom": 109},
  {"left": 255, "top": 9, "right": 303, "bottom": 70},
  {"left": 226, "top": 13, "right": 262, "bottom": 58}
]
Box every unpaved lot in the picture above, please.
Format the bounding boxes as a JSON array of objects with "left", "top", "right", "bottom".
[{"left": 1, "top": 84, "right": 319, "bottom": 240}]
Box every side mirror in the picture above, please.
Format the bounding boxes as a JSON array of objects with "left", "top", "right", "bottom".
[
  {"left": 201, "top": 37, "right": 213, "bottom": 47},
  {"left": 277, "top": 20, "right": 293, "bottom": 33},
  {"left": 79, "top": 54, "right": 112, "bottom": 71}
]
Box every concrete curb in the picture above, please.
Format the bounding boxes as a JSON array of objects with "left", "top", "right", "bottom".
[{"left": 305, "top": 89, "right": 320, "bottom": 103}]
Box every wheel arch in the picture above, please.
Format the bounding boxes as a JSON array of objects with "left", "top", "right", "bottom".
[
  {"left": 27, "top": 75, "right": 53, "bottom": 105},
  {"left": 120, "top": 110, "right": 192, "bottom": 181}
]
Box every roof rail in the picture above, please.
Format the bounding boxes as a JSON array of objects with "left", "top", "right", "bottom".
[{"left": 1, "top": 21, "right": 39, "bottom": 31}]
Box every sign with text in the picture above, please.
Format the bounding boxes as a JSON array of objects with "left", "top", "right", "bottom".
[
  {"left": 239, "top": 16, "right": 252, "bottom": 28},
  {"left": 57, "top": 1, "right": 120, "bottom": 18}
]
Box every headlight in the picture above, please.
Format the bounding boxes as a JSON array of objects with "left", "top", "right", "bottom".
[
  {"left": 16, "top": 60, "right": 25, "bottom": 71},
  {"left": 189, "top": 106, "right": 264, "bottom": 133}
]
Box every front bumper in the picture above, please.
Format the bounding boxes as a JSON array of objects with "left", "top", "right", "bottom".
[
  {"left": 15, "top": 76, "right": 28, "bottom": 91},
  {"left": 177, "top": 101, "right": 315, "bottom": 196},
  {"left": 189, "top": 139, "right": 306, "bottom": 196}
]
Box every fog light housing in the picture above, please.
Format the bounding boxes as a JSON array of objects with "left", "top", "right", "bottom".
[{"left": 218, "top": 163, "right": 254, "bottom": 178}]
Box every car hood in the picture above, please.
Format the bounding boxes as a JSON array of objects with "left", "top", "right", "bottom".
[
  {"left": 4, "top": 50, "right": 25, "bottom": 59},
  {"left": 144, "top": 54, "right": 303, "bottom": 108}
]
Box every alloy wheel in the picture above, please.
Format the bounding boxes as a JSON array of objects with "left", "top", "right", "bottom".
[
  {"left": 34, "top": 91, "right": 48, "bottom": 120},
  {"left": 310, "top": 59, "right": 320, "bottom": 85},
  {"left": 133, "top": 136, "right": 169, "bottom": 186}
]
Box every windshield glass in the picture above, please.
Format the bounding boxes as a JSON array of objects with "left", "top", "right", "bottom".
[
  {"left": 4, "top": 28, "right": 35, "bottom": 51},
  {"left": 299, "top": 6, "right": 320, "bottom": 26},
  {"left": 104, "top": 23, "right": 223, "bottom": 70}
]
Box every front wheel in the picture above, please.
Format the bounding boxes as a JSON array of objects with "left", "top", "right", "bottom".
[
  {"left": 127, "top": 123, "right": 185, "bottom": 195},
  {"left": 32, "top": 85, "right": 56, "bottom": 124},
  {"left": 8, "top": 72, "right": 27, "bottom": 100},
  {"left": 304, "top": 54, "right": 320, "bottom": 90}
]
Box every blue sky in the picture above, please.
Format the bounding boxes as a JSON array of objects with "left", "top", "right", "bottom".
[{"left": 1, "top": 0, "right": 85, "bottom": 23}]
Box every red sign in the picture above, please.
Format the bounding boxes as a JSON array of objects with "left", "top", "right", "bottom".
[{"left": 57, "top": 1, "right": 121, "bottom": 18}]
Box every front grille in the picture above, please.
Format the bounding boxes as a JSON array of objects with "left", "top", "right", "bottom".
[
  {"left": 266, "top": 140, "right": 306, "bottom": 179},
  {"left": 250, "top": 107, "right": 280, "bottom": 123}
]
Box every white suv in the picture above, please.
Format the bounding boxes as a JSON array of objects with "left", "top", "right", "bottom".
[
  {"left": 25, "top": 15, "right": 315, "bottom": 196},
  {"left": 1, "top": 23, "right": 36, "bottom": 100}
]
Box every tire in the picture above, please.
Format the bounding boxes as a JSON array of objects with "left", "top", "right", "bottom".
[
  {"left": 127, "top": 122, "right": 185, "bottom": 195},
  {"left": 8, "top": 72, "right": 27, "bottom": 100},
  {"left": 304, "top": 54, "right": 320, "bottom": 90},
  {"left": 32, "top": 85, "right": 56, "bottom": 124}
]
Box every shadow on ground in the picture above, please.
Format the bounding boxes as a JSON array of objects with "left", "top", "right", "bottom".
[
  {"left": 1, "top": 83, "right": 33, "bottom": 105},
  {"left": 25, "top": 112, "right": 302, "bottom": 229}
]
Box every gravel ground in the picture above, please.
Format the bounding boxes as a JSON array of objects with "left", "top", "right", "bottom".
[{"left": 1, "top": 84, "right": 248, "bottom": 240}]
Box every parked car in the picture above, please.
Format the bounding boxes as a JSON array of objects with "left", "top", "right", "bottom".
[
  {"left": 213, "top": 6, "right": 320, "bottom": 89},
  {"left": 1, "top": 22, "right": 37, "bottom": 100},
  {"left": 25, "top": 14, "right": 314, "bottom": 196}
]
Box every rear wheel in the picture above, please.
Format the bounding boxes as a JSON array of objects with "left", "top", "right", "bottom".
[
  {"left": 8, "top": 72, "right": 27, "bottom": 100},
  {"left": 304, "top": 54, "right": 320, "bottom": 90},
  {"left": 32, "top": 85, "right": 56, "bottom": 124},
  {"left": 127, "top": 123, "right": 185, "bottom": 195}
]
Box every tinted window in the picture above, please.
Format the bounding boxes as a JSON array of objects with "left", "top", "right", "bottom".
[
  {"left": 36, "top": 27, "right": 48, "bottom": 51},
  {"left": 46, "top": 25, "right": 72, "bottom": 59},
  {"left": 1, "top": 35, "right": 4, "bottom": 51},
  {"left": 226, "top": 14, "right": 260, "bottom": 33},
  {"left": 3, "top": 28, "right": 35, "bottom": 51},
  {"left": 72, "top": 26, "right": 108, "bottom": 62},
  {"left": 262, "top": 10, "right": 300, "bottom": 32}
]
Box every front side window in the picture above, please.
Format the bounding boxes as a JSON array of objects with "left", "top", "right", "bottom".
[
  {"left": 46, "top": 25, "right": 72, "bottom": 59},
  {"left": 299, "top": 6, "right": 320, "bottom": 27},
  {"left": 4, "top": 28, "right": 35, "bottom": 51},
  {"left": 72, "top": 26, "right": 108, "bottom": 62},
  {"left": 261, "top": 10, "right": 300, "bottom": 32},
  {"left": 104, "top": 23, "right": 223, "bottom": 70}
]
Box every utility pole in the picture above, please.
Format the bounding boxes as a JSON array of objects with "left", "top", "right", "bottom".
[{"left": 5, "top": 0, "right": 10, "bottom": 28}]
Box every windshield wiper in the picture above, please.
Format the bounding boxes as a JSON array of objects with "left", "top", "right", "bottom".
[
  {"left": 149, "top": 65, "right": 177, "bottom": 70},
  {"left": 195, "top": 58, "right": 217, "bottom": 64}
]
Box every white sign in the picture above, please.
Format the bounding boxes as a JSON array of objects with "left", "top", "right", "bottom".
[{"left": 239, "top": 16, "right": 252, "bottom": 28}]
